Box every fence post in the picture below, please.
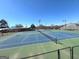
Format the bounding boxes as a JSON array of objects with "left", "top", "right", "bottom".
[
  {"left": 70, "top": 47, "right": 74, "bottom": 59},
  {"left": 55, "top": 37, "right": 58, "bottom": 44},
  {"left": 58, "top": 49, "right": 60, "bottom": 59}
]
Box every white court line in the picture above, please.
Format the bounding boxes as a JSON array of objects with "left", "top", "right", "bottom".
[
  {"left": 10, "top": 32, "right": 30, "bottom": 59},
  {"left": 0, "top": 32, "right": 22, "bottom": 43}
]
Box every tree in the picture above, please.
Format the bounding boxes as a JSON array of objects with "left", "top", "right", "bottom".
[
  {"left": 15, "top": 24, "right": 23, "bottom": 28},
  {"left": 0, "top": 19, "right": 9, "bottom": 36},
  {"left": 30, "top": 24, "right": 36, "bottom": 30},
  {"left": 0, "top": 19, "right": 9, "bottom": 28}
]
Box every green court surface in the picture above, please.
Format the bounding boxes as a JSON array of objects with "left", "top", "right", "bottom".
[{"left": 0, "top": 30, "right": 79, "bottom": 59}]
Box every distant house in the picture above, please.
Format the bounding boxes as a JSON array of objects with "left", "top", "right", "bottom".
[{"left": 60, "top": 23, "right": 79, "bottom": 30}]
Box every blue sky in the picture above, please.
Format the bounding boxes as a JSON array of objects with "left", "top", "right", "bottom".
[{"left": 0, "top": 0, "right": 79, "bottom": 27}]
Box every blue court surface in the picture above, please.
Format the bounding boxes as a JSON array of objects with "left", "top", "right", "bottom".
[
  {"left": 0, "top": 30, "right": 79, "bottom": 49},
  {"left": 0, "top": 31, "right": 50, "bottom": 49},
  {"left": 41, "top": 30, "right": 79, "bottom": 40}
]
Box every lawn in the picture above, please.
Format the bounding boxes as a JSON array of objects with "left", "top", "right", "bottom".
[{"left": 0, "top": 30, "right": 79, "bottom": 59}]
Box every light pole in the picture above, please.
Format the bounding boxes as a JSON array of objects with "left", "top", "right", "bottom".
[
  {"left": 38, "top": 19, "right": 41, "bottom": 26},
  {"left": 38, "top": 19, "right": 41, "bottom": 30},
  {"left": 63, "top": 19, "right": 67, "bottom": 30}
]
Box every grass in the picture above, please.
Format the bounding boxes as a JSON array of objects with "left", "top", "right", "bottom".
[
  {"left": 0, "top": 30, "right": 79, "bottom": 59},
  {"left": 0, "top": 41, "right": 63, "bottom": 59}
]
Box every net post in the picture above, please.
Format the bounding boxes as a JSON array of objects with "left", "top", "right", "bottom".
[{"left": 55, "top": 37, "right": 58, "bottom": 44}]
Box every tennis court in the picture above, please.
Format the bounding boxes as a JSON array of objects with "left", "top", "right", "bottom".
[
  {"left": 0, "top": 30, "right": 79, "bottom": 59},
  {"left": 0, "top": 30, "right": 79, "bottom": 49},
  {"left": 0, "top": 31, "right": 50, "bottom": 49}
]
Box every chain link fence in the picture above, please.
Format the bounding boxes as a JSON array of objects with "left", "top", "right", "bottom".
[{"left": 20, "top": 45, "right": 79, "bottom": 59}]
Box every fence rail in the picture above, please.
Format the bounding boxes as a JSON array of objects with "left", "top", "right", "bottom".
[{"left": 20, "top": 45, "right": 79, "bottom": 59}]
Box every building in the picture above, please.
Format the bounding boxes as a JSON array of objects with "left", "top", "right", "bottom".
[{"left": 60, "top": 23, "right": 79, "bottom": 30}]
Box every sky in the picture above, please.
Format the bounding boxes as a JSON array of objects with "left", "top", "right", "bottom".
[{"left": 0, "top": 0, "right": 79, "bottom": 27}]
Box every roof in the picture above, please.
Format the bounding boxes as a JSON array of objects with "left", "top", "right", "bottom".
[{"left": 60, "top": 23, "right": 79, "bottom": 30}]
